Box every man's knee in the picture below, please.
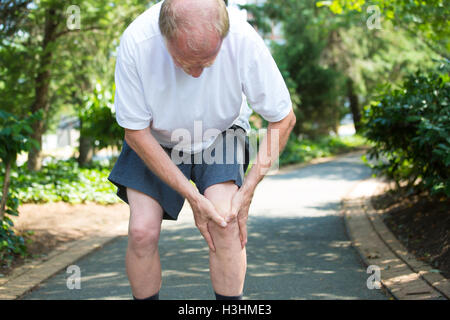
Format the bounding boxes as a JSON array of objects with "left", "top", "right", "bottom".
[
  {"left": 127, "top": 209, "right": 162, "bottom": 257},
  {"left": 206, "top": 191, "right": 241, "bottom": 248},
  {"left": 209, "top": 218, "right": 240, "bottom": 249},
  {"left": 126, "top": 188, "right": 163, "bottom": 255},
  {"left": 129, "top": 224, "right": 160, "bottom": 249},
  {"left": 204, "top": 181, "right": 241, "bottom": 249}
]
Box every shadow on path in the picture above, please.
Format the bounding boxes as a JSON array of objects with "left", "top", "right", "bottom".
[
  {"left": 22, "top": 153, "right": 387, "bottom": 300},
  {"left": 23, "top": 214, "right": 387, "bottom": 300},
  {"left": 270, "top": 156, "right": 369, "bottom": 182}
]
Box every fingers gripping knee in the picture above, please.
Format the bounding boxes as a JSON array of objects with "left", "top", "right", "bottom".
[{"left": 205, "top": 184, "right": 241, "bottom": 249}]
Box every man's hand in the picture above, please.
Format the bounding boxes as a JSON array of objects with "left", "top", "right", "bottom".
[
  {"left": 228, "top": 187, "right": 254, "bottom": 249},
  {"left": 226, "top": 110, "right": 295, "bottom": 249},
  {"left": 189, "top": 194, "right": 228, "bottom": 252}
]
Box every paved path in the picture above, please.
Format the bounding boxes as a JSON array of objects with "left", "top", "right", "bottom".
[{"left": 22, "top": 153, "right": 389, "bottom": 300}]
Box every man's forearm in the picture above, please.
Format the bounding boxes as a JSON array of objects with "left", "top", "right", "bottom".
[
  {"left": 241, "top": 110, "right": 296, "bottom": 195},
  {"left": 125, "top": 127, "right": 200, "bottom": 203}
]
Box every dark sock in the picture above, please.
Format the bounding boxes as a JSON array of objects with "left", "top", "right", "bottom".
[
  {"left": 215, "top": 292, "right": 243, "bottom": 300},
  {"left": 133, "top": 292, "right": 159, "bottom": 300}
]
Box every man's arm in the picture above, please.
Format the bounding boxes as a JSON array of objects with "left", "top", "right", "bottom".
[
  {"left": 229, "top": 109, "right": 296, "bottom": 248},
  {"left": 241, "top": 109, "right": 296, "bottom": 195},
  {"left": 125, "top": 127, "right": 198, "bottom": 202},
  {"left": 124, "top": 127, "right": 227, "bottom": 251}
]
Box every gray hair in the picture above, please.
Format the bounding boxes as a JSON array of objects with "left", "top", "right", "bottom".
[{"left": 159, "top": 0, "right": 230, "bottom": 48}]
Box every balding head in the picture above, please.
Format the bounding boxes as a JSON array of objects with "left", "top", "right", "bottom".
[
  {"left": 159, "top": 0, "right": 229, "bottom": 45},
  {"left": 159, "top": 0, "right": 229, "bottom": 77}
]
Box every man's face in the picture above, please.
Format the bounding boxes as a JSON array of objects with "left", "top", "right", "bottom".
[{"left": 166, "top": 31, "right": 222, "bottom": 78}]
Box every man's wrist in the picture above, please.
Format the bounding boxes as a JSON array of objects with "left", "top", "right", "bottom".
[
  {"left": 184, "top": 185, "right": 203, "bottom": 205},
  {"left": 240, "top": 178, "right": 257, "bottom": 197}
]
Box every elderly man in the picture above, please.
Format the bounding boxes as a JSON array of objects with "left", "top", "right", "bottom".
[{"left": 108, "top": 0, "right": 295, "bottom": 300}]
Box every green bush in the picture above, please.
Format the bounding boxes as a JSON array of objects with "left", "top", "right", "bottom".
[
  {"left": 0, "top": 196, "right": 28, "bottom": 265},
  {"left": 279, "top": 133, "right": 368, "bottom": 166},
  {"left": 363, "top": 61, "right": 450, "bottom": 197},
  {"left": 0, "top": 110, "right": 42, "bottom": 264},
  {"left": 5, "top": 159, "right": 121, "bottom": 205},
  {"left": 79, "top": 83, "right": 123, "bottom": 151}
]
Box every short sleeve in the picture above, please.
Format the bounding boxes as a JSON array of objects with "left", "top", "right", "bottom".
[
  {"left": 241, "top": 28, "right": 292, "bottom": 123},
  {"left": 114, "top": 32, "right": 152, "bottom": 130}
]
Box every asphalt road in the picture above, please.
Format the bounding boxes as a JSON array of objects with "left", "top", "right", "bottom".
[{"left": 22, "top": 153, "right": 388, "bottom": 300}]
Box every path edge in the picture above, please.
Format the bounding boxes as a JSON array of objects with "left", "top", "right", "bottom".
[
  {"left": 0, "top": 232, "right": 125, "bottom": 300},
  {"left": 342, "top": 178, "right": 450, "bottom": 300}
]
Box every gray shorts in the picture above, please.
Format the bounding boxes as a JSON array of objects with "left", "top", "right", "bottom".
[{"left": 108, "top": 125, "right": 250, "bottom": 220}]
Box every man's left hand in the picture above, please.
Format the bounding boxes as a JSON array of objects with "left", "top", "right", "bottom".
[{"left": 228, "top": 187, "right": 254, "bottom": 249}]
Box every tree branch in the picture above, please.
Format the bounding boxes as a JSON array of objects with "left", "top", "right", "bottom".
[
  {"left": 54, "top": 25, "right": 105, "bottom": 39},
  {"left": 397, "top": 22, "right": 449, "bottom": 60}
]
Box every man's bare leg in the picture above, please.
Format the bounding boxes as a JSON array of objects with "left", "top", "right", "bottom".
[
  {"left": 205, "top": 181, "right": 247, "bottom": 297},
  {"left": 126, "top": 187, "right": 164, "bottom": 299}
]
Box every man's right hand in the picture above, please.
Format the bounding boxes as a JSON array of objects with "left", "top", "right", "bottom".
[{"left": 189, "top": 194, "right": 227, "bottom": 252}]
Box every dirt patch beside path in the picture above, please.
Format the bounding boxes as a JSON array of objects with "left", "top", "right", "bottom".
[{"left": 371, "top": 190, "right": 450, "bottom": 279}]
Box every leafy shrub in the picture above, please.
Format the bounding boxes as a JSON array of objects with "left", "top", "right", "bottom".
[
  {"left": 0, "top": 196, "right": 27, "bottom": 264},
  {"left": 79, "top": 82, "right": 123, "bottom": 151},
  {"left": 280, "top": 133, "right": 368, "bottom": 166},
  {"left": 0, "top": 110, "right": 41, "bottom": 263},
  {"left": 363, "top": 62, "right": 449, "bottom": 197},
  {"left": 4, "top": 159, "right": 121, "bottom": 205}
]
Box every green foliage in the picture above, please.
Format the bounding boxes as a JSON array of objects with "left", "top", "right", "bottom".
[
  {"left": 242, "top": 0, "right": 437, "bottom": 139},
  {"left": 320, "top": 0, "right": 449, "bottom": 58},
  {"left": 0, "top": 110, "right": 42, "bottom": 263},
  {"left": 242, "top": 0, "right": 348, "bottom": 137},
  {"left": 363, "top": 61, "right": 450, "bottom": 197},
  {"left": 280, "top": 133, "right": 368, "bottom": 166},
  {"left": 79, "top": 82, "right": 123, "bottom": 151},
  {"left": 0, "top": 110, "right": 42, "bottom": 164},
  {"left": 0, "top": 0, "right": 154, "bottom": 170},
  {"left": 0, "top": 201, "right": 29, "bottom": 264},
  {"left": 3, "top": 159, "right": 121, "bottom": 205}
]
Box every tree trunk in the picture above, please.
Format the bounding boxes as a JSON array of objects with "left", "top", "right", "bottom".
[
  {"left": 27, "top": 7, "right": 59, "bottom": 171},
  {"left": 347, "top": 78, "right": 362, "bottom": 133},
  {"left": 0, "top": 160, "right": 12, "bottom": 221},
  {"left": 78, "top": 135, "right": 94, "bottom": 166}
]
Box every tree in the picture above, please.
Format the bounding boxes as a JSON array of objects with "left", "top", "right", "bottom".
[
  {"left": 242, "top": 0, "right": 441, "bottom": 136},
  {"left": 0, "top": 0, "right": 152, "bottom": 171},
  {"left": 0, "top": 0, "right": 32, "bottom": 38},
  {"left": 318, "top": 0, "right": 449, "bottom": 59},
  {"left": 242, "top": 0, "right": 347, "bottom": 137},
  {"left": 49, "top": 1, "right": 153, "bottom": 166}
]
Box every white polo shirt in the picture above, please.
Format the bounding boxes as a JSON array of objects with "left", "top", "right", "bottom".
[{"left": 114, "top": 1, "right": 292, "bottom": 153}]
